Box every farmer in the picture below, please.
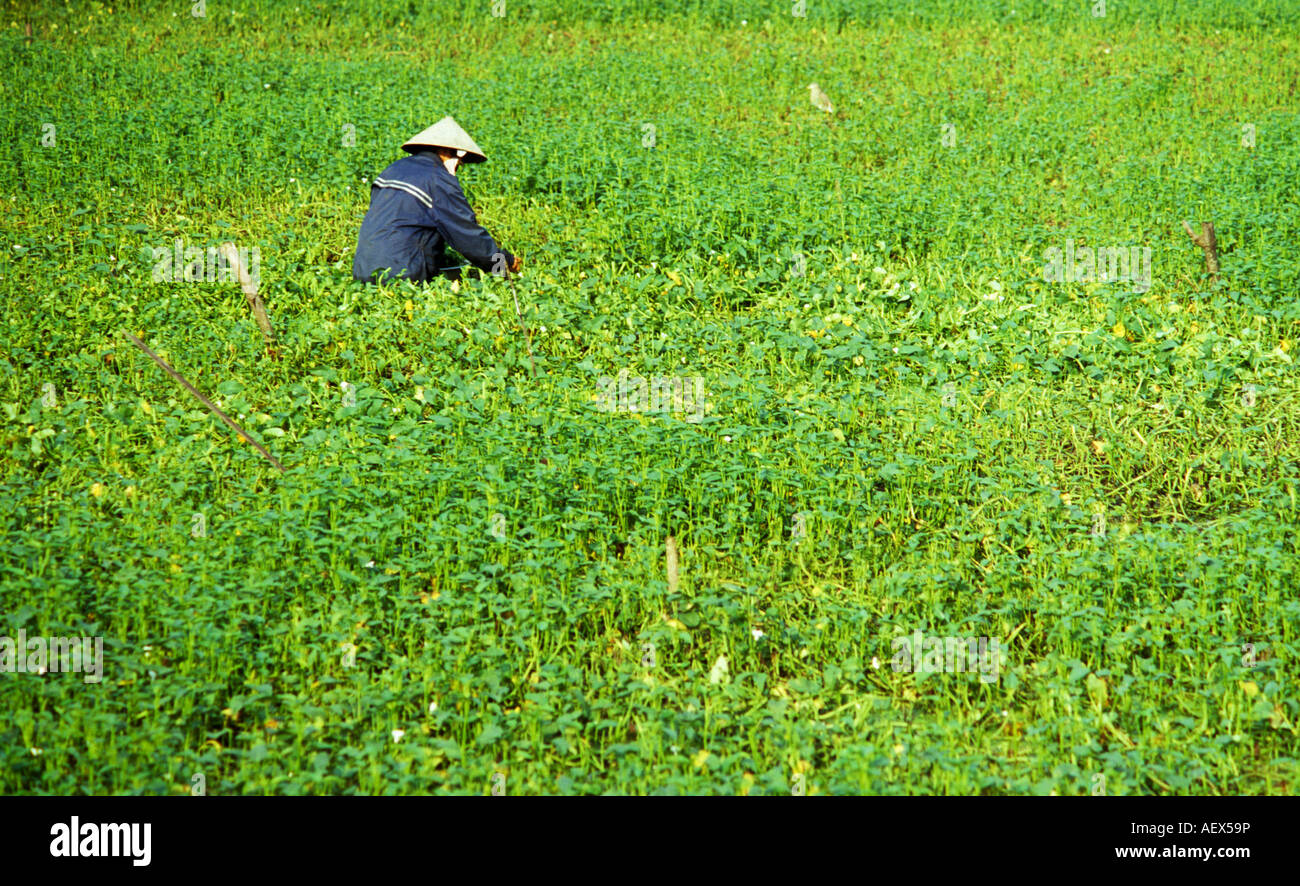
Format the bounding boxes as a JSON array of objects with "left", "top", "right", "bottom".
[{"left": 352, "top": 116, "right": 521, "bottom": 284}]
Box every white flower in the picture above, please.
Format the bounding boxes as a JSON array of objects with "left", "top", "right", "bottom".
[
  {"left": 723, "top": 436, "right": 732, "bottom": 443},
  {"left": 264, "top": 83, "right": 270, "bottom": 89},
  {"left": 871, "top": 656, "right": 880, "bottom": 669},
  {"left": 289, "top": 177, "right": 295, "bottom": 183},
  {"left": 364, "top": 560, "right": 375, "bottom": 568},
  {"left": 428, "top": 701, "right": 438, "bottom": 714},
  {"left": 30, "top": 748, "right": 42, "bottom": 756},
  {"left": 391, "top": 729, "right": 405, "bottom": 743},
  {"left": 751, "top": 628, "right": 764, "bottom": 640}
]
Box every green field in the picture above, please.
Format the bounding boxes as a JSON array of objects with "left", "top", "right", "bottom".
[{"left": 2, "top": 0, "right": 1298, "bottom": 794}]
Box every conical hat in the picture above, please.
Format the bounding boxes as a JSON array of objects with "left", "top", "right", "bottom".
[{"left": 401, "top": 116, "right": 487, "bottom": 163}]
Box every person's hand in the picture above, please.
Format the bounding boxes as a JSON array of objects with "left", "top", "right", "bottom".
[{"left": 509, "top": 254, "right": 523, "bottom": 274}]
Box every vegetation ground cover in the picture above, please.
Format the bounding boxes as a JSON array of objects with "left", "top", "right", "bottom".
[{"left": 1, "top": 0, "right": 1297, "bottom": 794}]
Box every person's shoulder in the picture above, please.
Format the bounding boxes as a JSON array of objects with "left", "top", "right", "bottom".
[
  {"left": 428, "top": 164, "right": 467, "bottom": 199},
  {"left": 377, "top": 154, "right": 412, "bottom": 177},
  {"left": 380, "top": 152, "right": 437, "bottom": 180}
]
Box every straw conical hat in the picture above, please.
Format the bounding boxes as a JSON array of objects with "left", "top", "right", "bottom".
[{"left": 401, "top": 116, "right": 487, "bottom": 163}]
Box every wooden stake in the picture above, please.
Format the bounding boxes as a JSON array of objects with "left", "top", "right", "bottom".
[
  {"left": 218, "top": 242, "right": 277, "bottom": 353},
  {"left": 665, "top": 535, "right": 679, "bottom": 594},
  {"left": 1182, "top": 220, "right": 1219, "bottom": 283},
  {"left": 506, "top": 269, "right": 537, "bottom": 379},
  {"left": 123, "top": 331, "right": 285, "bottom": 473}
]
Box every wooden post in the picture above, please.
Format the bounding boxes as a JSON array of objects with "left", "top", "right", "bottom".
[
  {"left": 665, "top": 535, "right": 679, "bottom": 594},
  {"left": 1182, "top": 220, "right": 1219, "bottom": 283},
  {"left": 218, "top": 242, "right": 277, "bottom": 354}
]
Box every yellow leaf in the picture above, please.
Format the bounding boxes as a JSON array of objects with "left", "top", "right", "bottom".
[
  {"left": 692, "top": 749, "right": 710, "bottom": 769},
  {"left": 1240, "top": 681, "right": 1259, "bottom": 697},
  {"left": 1112, "top": 321, "right": 1126, "bottom": 338}
]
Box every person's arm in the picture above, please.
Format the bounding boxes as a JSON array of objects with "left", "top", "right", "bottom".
[{"left": 430, "top": 173, "right": 515, "bottom": 274}]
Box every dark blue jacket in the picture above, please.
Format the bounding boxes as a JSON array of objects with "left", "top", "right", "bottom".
[{"left": 352, "top": 151, "right": 514, "bottom": 283}]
